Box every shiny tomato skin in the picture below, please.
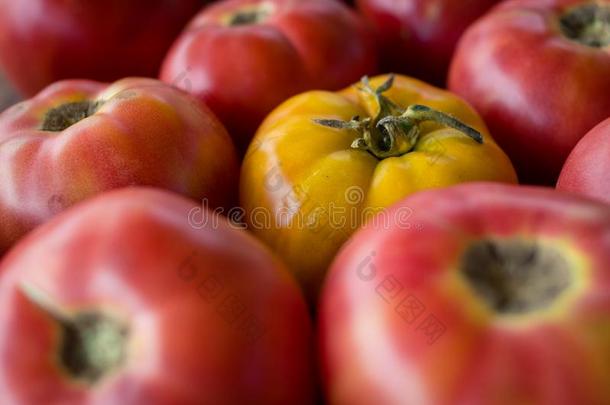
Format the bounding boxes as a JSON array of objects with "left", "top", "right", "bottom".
[
  {"left": 240, "top": 74, "right": 517, "bottom": 301},
  {"left": 320, "top": 182, "right": 610, "bottom": 405},
  {"left": 356, "top": 0, "right": 498, "bottom": 86},
  {"left": 0, "top": 0, "right": 206, "bottom": 96},
  {"left": 448, "top": 0, "right": 610, "bottom": 185},
  {"left": 160, "top": 0, "right": 377, "bottom": 151},
  {"left": 0, "top": 78, "right": 238, "bottom": 254},
  {"left": 557, "top": 117, "right": 610, "bottom": 204},
  {"left": 0, "top": 187, "right": 315, "bottom": 405}
]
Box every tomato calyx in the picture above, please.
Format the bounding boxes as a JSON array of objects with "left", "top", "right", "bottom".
[
  {"left": 460, "top": 239, "right": 572, "bottom": 315},
  {"left": 559, "top": 3, "right": 610, "bottom": 48},
  {"left": 223, "top": 2, "right": 275, "bottom": 26},
  {"left": 315, "top": 76, "right": 483, "bottom": 160},
  {"left": 21, "top": 283, "right": 128, "bottom": 384},
  {"left": 41, "top": 100, "right": 103, "bottom": 132}
]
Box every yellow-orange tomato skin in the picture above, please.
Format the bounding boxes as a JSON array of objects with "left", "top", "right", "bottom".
[{"left": 241, "top": 74, "right": 517, "bottom": 298}]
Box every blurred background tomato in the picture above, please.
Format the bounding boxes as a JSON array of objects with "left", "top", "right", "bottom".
[
  {"left": 0, "top": 0, "right": 208, "bottom": 96},
  {"left": 0, "top": 71, "right": 19, "bottom": 111},
  {"left": 356, "top": 0, "right": 499, "bottom": 86}
]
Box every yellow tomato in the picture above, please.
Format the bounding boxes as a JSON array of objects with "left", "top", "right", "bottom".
[{"left": 240, "top": 74, "right": 517, "bottom": 300}]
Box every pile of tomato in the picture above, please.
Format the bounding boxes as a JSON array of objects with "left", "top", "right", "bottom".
[{"left": 0, "top": 0, "right": 608, "bottom": 404}]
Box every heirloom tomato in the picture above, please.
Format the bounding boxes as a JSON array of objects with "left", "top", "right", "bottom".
[
  {"left": 356, "top": 0, "right": 498, "bottom": 85},
  {"left": 161, "top": 0, "right": 376, "bottom": 151},
  {"left": 240, "top": 74, "right": 517, "bottom": 300},
  {"left": 0, "top": 0, "right": 205, "bottom": 96},
  {"left": 449, "top": 0, "right": 610, "bottom": 184},
  {"left": 557, "top": 117, "right": 610, "bottom": 204},
  {"left": 321, "top": 183, "right": 610, "bottom": 405},
  {"left": 0, "top": 78, "right": 238, "bottom": 254},
  {"left": 0, "top": 188, "right": 314, "bottom": 404}
]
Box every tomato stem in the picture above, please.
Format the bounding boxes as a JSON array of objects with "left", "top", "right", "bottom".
[
  {"left": 224, "top": 2, "right": 274, "bottom": 26},
  {"left": 20, "top": 283, "right": 128, "bottom": 384},
  {"left": 461, "top": 239, "right": 572, "bottom": 314},
  {"left": 559, "top": 3, "right": 610, "bottom": 48},
  {"left": 41, "top": 100, "right": 102, "bottom": 132},
  {"left": 378, "top": 105, "right": 483, "bottom": 145},
  {"left": 314, "top": 75, "right": 483, "bottom": 159}
]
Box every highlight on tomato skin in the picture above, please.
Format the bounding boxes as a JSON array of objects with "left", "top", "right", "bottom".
[
  {"left": 557, "top": 117, "right": 610, "bottom": 204},
  {"left": 0, "top": 1, "right": 609, "bottom": 404},
  {"left": 320, "top": 182, "right": 610, "bottom": 405},
  {"left": 0, "top": 77, "right": 239, "bottom": 255},
  {"left": 160, "top": 0, "right": 378, "bottom": 152},
  {"left": 240, "top": 73, "right": 517, "bottom": 303},
  {"left": 449, "top": 0, "right": 610, "bottom": 185},
  {"left": 0, "top": 187, "right": 315, "bottom": 405}
]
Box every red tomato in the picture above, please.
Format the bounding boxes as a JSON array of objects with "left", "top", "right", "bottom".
[
  {"left": 357, "top": 0, "right": 498, "bottom": 86},
  {"left": 0, "top": 0, "right": 207, "bottom": 96},
  {"left": 557, "top": 117, "right": 610, "bottom": 204},
  {"left": 0, "top": 72, "right": 19, "bottom": 111},
  {"left": 320, "top": 183, "right": 610, "bottom": 405},
  {"left": 160, "top": 0, "right": 377, "bottom": 151},
  {"left": 449, "top": 0, "right": 610, "bottom": 185},
  {"left": 0, "top": 78, "right": 238, "bottom": 254},
  {"left": 0, "top": 187, "right": 314, "bottom": 404}
]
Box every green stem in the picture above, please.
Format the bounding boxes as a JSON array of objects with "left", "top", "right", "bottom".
[
  {"left": 314, "top": 76, "right": 484, "bottom": 159},
  {"left": 20, "top": 283, "right": 128, "bottom": 384},
  {"left": 378, "top": 105, "right": 483, "bottom": 145},
  {"left": 559, "top": 3, "right": 610, "bottom": 48},
  {"left": 41, "top": 100, "right": 103, "bottom": 132},
  {"left": 225, "top": 3, "right": 274, "bottom": 26},
  {"left": 359, "top": 75, "right": 403, "bottom": 119}
]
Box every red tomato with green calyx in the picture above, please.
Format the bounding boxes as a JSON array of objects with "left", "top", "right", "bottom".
[
  {"left": 321, "top": 183, "right": 610, "bottom": 405},
  {"left": 0, "top": 188, "right": 315, "bottom": 404},
  {"left": 449, "top": 0, "right": 610, "bottom": 185},
  {"left": 0, "top": 78, "right": 238, "bottom": 254},
  {"left": 161, "top": 0, "right": 377, "bottom": 151}
]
